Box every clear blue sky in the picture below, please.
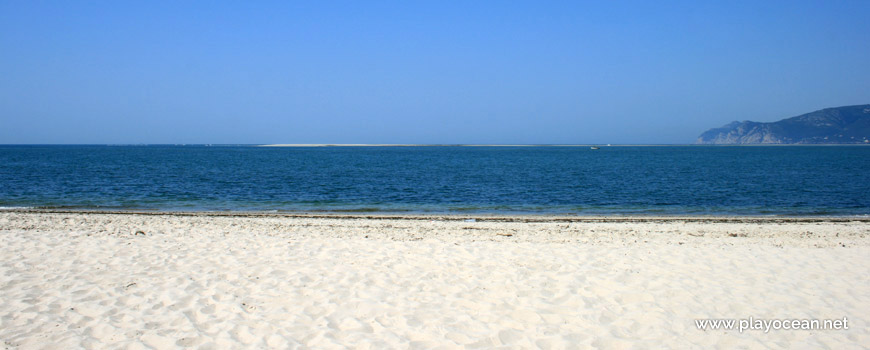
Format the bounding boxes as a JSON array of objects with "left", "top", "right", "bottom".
[{"left": 1, "top": 1, "right": 868, "bottom": 144}]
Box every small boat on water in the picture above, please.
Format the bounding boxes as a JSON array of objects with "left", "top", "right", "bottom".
[{"left": 590, "top": 146, "right": 600, "bottom": 150}]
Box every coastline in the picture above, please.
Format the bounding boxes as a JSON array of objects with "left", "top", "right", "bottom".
[
  {"left": 1, "top": 211, "right": 868, "bottom": 348},
  {"left": 4, "top": 208, "right": 870, "bottom": 223}
]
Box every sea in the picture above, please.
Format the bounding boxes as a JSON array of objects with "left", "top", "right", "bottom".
[{"left": 1, "top": 145, "right": 868, "bottom": 216}]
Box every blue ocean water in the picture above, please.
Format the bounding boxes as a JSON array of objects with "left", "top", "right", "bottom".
[{"left": 0, "top": 145, "right": 868, "bottom": 216}]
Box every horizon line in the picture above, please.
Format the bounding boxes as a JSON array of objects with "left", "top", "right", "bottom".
[{"left": 1, "top": 143, "right": 868, "bottom": 147}]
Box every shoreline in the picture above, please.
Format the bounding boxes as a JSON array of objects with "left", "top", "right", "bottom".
[
  {"left": 2, "top": 211, "right": 869, "bottom": 247},
  {"left": 3, "top": 208, "right": 870, "bottom": 223}
]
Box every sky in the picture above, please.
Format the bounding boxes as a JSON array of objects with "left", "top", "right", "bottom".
[{"left": 1, "top": 1, "right": 869, "bottom": 144}]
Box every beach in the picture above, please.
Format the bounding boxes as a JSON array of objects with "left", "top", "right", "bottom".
[{"left": 1, "top": 211, "right": 868, "bottom": 349}]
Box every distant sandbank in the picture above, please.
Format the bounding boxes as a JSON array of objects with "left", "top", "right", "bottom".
[
  {"left": 257, "top": 143, "right": 870, "bottom": 147},
  {"left": 258, "top": 144, "right": 602, "bottom": 147}
]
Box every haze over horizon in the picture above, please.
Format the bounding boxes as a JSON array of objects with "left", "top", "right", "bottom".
[{"left": 2, "top": 1, "right": 869, "bottom": 145}]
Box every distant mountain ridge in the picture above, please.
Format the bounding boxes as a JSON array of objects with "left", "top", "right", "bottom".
[{"left": 696, "top": 104, "right": 870, "bottom": 144}]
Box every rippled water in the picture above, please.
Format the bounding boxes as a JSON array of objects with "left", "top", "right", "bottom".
[{"left": 1, "top": 145, "right": 868, "bottom": 215}]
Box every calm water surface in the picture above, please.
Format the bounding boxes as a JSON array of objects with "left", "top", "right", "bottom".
[{"left": 1, "top": 145, "right": 868, "bottom": 216}]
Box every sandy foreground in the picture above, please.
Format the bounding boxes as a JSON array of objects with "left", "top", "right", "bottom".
[{"left": 0, "top": 212, "right": 868, "bottom": 349}]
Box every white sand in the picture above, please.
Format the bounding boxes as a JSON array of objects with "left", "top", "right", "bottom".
[{"left": 1, "top": 212, "right": 868, "bottom": 349}]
